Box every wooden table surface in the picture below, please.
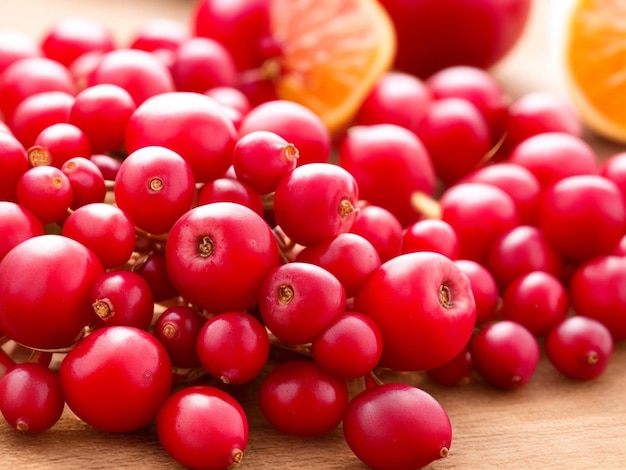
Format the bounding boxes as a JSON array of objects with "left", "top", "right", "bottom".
[{"left": 2, "top": 1, "right": 626, "bottom": 469}]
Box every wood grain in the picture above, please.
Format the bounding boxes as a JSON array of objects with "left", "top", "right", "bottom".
[{"left": 1, "top": 0, "right": 626, "bottom": 469}]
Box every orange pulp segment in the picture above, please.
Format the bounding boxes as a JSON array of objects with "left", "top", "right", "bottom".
[
  {"left": 270, "top": 0, "right": 397, "bottom": 135},
  {"left": 565, "top": 0, "right": 626, "bottom": 143}
]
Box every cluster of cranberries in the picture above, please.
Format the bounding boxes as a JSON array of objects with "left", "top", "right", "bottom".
[{"left": 0, "top": 8, "right": 623, "bottom": 470}]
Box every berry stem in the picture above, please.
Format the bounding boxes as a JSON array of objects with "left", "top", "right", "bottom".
[
  {"left": 368, "top": 370, "right": 385, "bottom": 386},
  {"left": 272, "top": 226, "right": 297, "bottom": 263},
  {"left": 266, "top": 329, "right": 312, "bottom": 357},
  {"left": 27, "top": 349, "right": 53, "bottom": 368},
  {"left": 0, "top": 347, "right": 16, "bottom": 378},
  {"left": 134, "top": 225, "right": 169, "bottom": 242},
  {"left": 411, "top": 191, "right": 442, "bottom": 219},
  {"left": 480, "top": 131, "right": 508, "bottom": 166}
]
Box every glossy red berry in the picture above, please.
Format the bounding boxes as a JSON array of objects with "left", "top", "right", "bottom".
[
  {"left": 569, "top": 255, "right": 626, "bottom": 341},
  {"left": 196, "top": 311, "right": 269, "bottom": 384},
  {"left": 427, "top": 345, "right": 474, "bottom": 387},
  {"left": 129, "top": 18, "right": 190, "bottom": 57},
  {"left": 454, "top": 259, "right": 500, "bottom": 327},
  {"left": 545, "top": 316, "right": 614, "bottom": 381},
  {"left": 460, "top": 162, "right": 542, "bottom": 226},
  {"left": 259, "top": 262, "right": 346, "bottom": 345},
  {"left": 295, "top": 232, "right": 381, "bottom": 298},
  {"left": 114, "top": 145, "right": 196, "bottom": 235},
  {"left": 90, "top": 270, "right": 155, "bottom": 330},
  {"left": 0, "top": 363, "right": 65, "bottom": 433},
  {"left": 425, "top": 65, "right": 509, "bottom": 143},
  {"left": 204, "top": 85, "right": 252, "bottom": 117},
  {"left": 349, "top": 204, "right": 403, "bottom": 262},
  {"left": 354, "top": 70, "right": 432, "bottom": 134},
  {"left": 470, "top": 320, "right": 540, "bottom": 389},
  {"left": 401, "top": 218, "right": 459, "bottom": 259},
  {"left": 0, "top": 234, "right": 104, "bottom": 350},
  {"left": 125, "top": 91, "right": 237, "bottom": 183},
  {"left": 33, "top": 122, "right": 91, "bottom": 169},
  {"left": 0, "top": 30, "right": 40, "bottom": 76},
  {"left": 87, "top": 48, "right": 175, "bottom": 106},
  {"left": 355, "top": 251, "right": 476, "bottom": 371},
  {"left": 40, "top": 17, "right": 114, "bottom": 68},
  {"left": 16, "top": 164, "right": 73, "bottom": 224},
  {"left": 61, "top": 156, "right": 106, "bottom": 209},
  {"left": 69, "top": 83, "right": 137, "bottom": 154},
  {"left": 132, "top": 252, "right": 179, "bottom": 303},
  {"left": 165, "top": 202, "right": 279, "bottom": 313},
  {"left": 311, "top": 312, "right": 383, "bottom": 379},
  {"left": 238, "top": 100, "right": 331, "bottom": 165},
  {"left": 501, "top": 91, "right": 583, "bottom": 157},
  {"left": 231, "top": 130, "right": 298, "bottom": 195},
  {"left": 416, "top": 97, "right": 492, "bottom": 187},
  {"left": 485, "top": 225, "right": 563, "bottom": 292},
  {"left": 258, "top": 360, "right": 349, "bottom": 437},
  {"left": 61, "top": 203, "right": 135, "bottom": 269},
  {"left": 157, "top": 385, "right": 248, "bottom": 470},
  {"left": 440, "top": 182, "right": 519, "bottom": 264},
  {"left": 59, "top": 326, "right": 172, "bottom": 433},
  {"left": 507, "top": 132, "right": 598, "bottom": 190},
  {"left": 10, "top": 90, "right": 75, "bottom": 149},
  {"left": 89, "top": 153, "right": 121, "bottom": 181},
  {"left": 338, "top": 123, "right": 436, "bottom": 226},
  {"left": 153, "top": 305, "right": 204, "bottom": 369},
  {"left": 0, "top": 57, "right": 76, "bottom": 122},
  {"left": 343, "top": 383, "right": 452, "bottom": 470},
  {"left": 196, "top": 177, "right": 264, "bottom": 217},
  {"left": 538, "top": 175, "right": 625, "bottom": 264},
  {"left": 170, "top": 36, "right": 238, "bottom": 93},
  {"left": 273, "top": 162, "right": 359, "bottom": 247},
  {"left": 0, "top": 131, "right": 29, "bottom": 202},
  {"left": 500, "top": 271, "right": 569, "bottom": 337},
  {"left": 0, "top": 201, "right": 44, "bottom": 261}
]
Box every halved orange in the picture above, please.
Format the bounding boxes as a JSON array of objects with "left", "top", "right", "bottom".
[
  {"left": 564, "top": 0, "right": 626, "bottom": 143},
  {"left": 270, "top": 0, "right": 397, "bottom": 135}
]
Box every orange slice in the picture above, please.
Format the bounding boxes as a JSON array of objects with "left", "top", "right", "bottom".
[
  {"left": 270, "top": 0, "right": 397, "bottom": 135},
  {"left": 564, "top": 0, "right": 626, "bottom": 143}
]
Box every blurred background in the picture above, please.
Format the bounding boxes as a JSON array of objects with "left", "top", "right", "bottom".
[{"left": 0, "top": 0, "right": 621, "bottom": 159}]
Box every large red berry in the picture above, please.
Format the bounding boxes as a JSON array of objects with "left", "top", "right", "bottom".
[
  {"left": 259, "top": 262, "right": 346, "bottom": 345},
  {"left": 0, "top": 234, "right": 104, "bottom": 350},
  {"left": 343, "top": 382, "right": 452, "bottom": 470},
  {"left": 114, "top": 145, "right": 196, "bottom": 235},
  {"left": 157, "top": 385, "right": 248, "bottom": 470},
  {"left": 165, "top": 202, "right": 279, "bottom": 313},
  {"left": 569, "top": 255, "right": 626, "bottom": 341},
  {"left": 125, "top": 91, "right": 237, "bottom": 183},
  {"left": 273, "top": 162, "right": 359, "bottom": 247},
  {"left": 0, "top": 363, "right": 65, "bottom": 433},
  {"left": 538, "top": 175, "right": 625, "bottom": 264},
  {"left": 59, "top": 326, "right": 172, "bottom": 433},
  {"left": 258, "top": 360, "right": 349, "bottom": 437},
  {"left": 470, "top": 320, "right": 540, "bottom": 389},
  {"left": 86, "top": 48, "right": 174, "bottom": 106},
  {"left": 354, "top": 251, "right": 476, "bottom": 371},
  {"left": 338, "top": 123, "right": 436, "bottom": 227}
]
